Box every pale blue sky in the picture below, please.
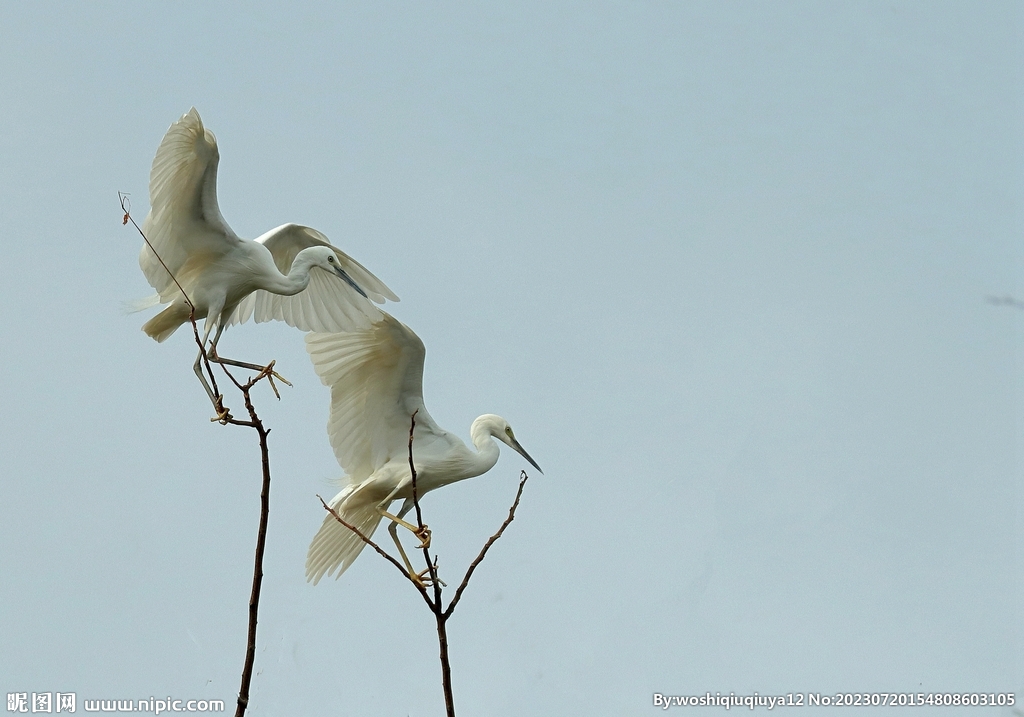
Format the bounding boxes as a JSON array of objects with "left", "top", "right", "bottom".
[{"left": 0, "top": 2, "right": 1020, "bottom": 715}]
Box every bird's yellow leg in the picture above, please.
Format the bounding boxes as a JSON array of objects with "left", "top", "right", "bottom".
[
  {"left": 207, "top": 342, "right": 293, "bottom": 383},
  {"left": 413, "top": 564, "right": 445, "bottom": 588},
  {"left": 378, "top": 507, "right": 431, "bottom": 549},
  {"left": 193, "top": 349, "right": 231, "bottom": 423},
  {"left": 208, "top": 354, "right": 293, "bottom": 399},
  {"left": 210, "top": 396, "right": 231, "bottom": 424},
  {"left": 204, "top": 324, "right": 292, "bottom": 389},
  {"left": 386, "top": 521, "right": 438, "bottom": 587}
]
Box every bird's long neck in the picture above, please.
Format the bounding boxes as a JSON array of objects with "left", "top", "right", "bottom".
[
  {"left": 258, "top": 252, "right": 317, "bottom": 296},
  {"left": 467, "top": 417, "right": 502, "bottom": 478}
]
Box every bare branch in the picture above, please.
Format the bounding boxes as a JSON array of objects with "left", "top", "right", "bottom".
[
  {"left": 407, "top": 410, "right": 425, "bottom": 539},
  {"left": 121, "top": 195, "right": 297, "bottom": 716},
  {"left": 318, "top": 496, "right": 432, "bottom": 606},
  {"left": 405, "top": 411, "right": 444, "bottom": 604},
  {"left": 444, "top": 471, "right": 530, "bottom": 619},
  {"left": 234, "top": 380, "right": 271, "bottom": 717},
  {"left": 120, "top": 194, "right": 224, "bottom": 412},
  {"left": 120, "top": 192, "right": 193, "bottom": 311},
  {"left": 321, "top": 411, "right": 532, "bottom": 717}
]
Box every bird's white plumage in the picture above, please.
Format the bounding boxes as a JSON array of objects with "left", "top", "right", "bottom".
[
  {"left": 305, "top": 314, "right": 454, "bottom": 482},
  {"left": 136, "top": 108, "right": 397, "bottom": 344},
  {"left": 228, "top": 224, "right": 399, "bottom": 332},
  {"left": 307, "top": 483, "right": 388, "bottom": 582},
  {"left": 257, "top": 224, "right": 397, "bottom": 305},
  {"left": 140, "top": 107, "right": 237, "bottom": 303},
  {"left": 304, "top": 313, "right": 541, "bottom": 584}
]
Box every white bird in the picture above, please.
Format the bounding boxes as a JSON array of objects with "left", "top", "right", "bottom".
[
  {"left": 304, "top": 313, "right": 542, "bottom": 585},
  {"left": 135, "top": 108, "right": 398, "bottom": 412}
]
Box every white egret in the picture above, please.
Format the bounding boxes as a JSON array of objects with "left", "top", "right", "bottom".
[
  {"left": 135, "top": 108, "right": 398, "bottom": 413},
  {"left": 304, "top": 313, "right": 542, "bottom": 585}
]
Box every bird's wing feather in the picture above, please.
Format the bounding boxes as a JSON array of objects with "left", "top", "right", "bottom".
[
  {"left": 227, "top": 223, "right": 398, "bottom": 332},
  {"left": 258, "top": 224, "right": 398, "bottom": 304},
  {"left": 139, "top": 108, "right": 241, "bottom": 300},
  {"left": 305, "top": 314, "right": 445, "bottom": 480},
  {"left": 305, "top": 483, "right": 384, "bottom": 584}
]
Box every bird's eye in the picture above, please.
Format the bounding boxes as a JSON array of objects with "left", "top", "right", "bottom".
[
  {"left": 505, "top": 426, "right": 513, "bottom": 437},
  {"left": 327, "top": 255, "right": 335, "bottom": 263}
]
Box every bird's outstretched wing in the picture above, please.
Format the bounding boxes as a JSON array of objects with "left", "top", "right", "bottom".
[
  {"left": 228, "top": 223, "right": 399, "bottom": 332},
  {"left": 139, "top": 107, "right": 240, "bottom": 301},
  {"left": 305, "top": 314, "right": 446, "bottom": 481}
]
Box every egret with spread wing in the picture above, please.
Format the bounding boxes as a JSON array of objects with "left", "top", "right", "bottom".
[
  {"left": 305, "top": 313, "right": 541, "bottom": 585},
  {"left": 134, "top": 108, "right": 398, "bottom": 415}
]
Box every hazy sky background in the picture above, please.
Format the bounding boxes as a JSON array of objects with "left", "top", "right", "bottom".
[{"left": 0, "top": 2, "right": 1020, "bottom": 715}]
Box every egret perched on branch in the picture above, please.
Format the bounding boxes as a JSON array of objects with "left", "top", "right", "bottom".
[
  {"left": 305, "top": 313, "right": 542, "bottom": 585},
  {"left": 133, "top": 108, "right": 398, "bottom": 413}
]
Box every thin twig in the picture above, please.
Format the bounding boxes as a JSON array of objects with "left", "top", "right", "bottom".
[
  {"left": 120, "top": 192, "right": 191, "bottom": 309},
  {"left": 444, "top": 470, "right": 529, "bottom": 619},
  {"left": 120, "top": 193, "right": 222, "bottom": 411},
  {"left": 407, "top": 410, "right": 425, "bottom": 542},
  {"left": 406, "top": 411, "right": 444, "bottom": 597},
  {"left": 317, "top": 495, "right": 432, "bottom": 607}
]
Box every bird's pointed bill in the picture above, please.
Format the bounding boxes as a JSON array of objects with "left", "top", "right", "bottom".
[
  {"left": 510, "top": 437, "right": 543, "bottom": 474},
  {"left": 332, "top": 265, "right": 369, "bottom": 298}
]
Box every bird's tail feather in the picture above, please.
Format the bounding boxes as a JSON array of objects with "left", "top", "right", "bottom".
[
  {"left": 141, "top": 303, "right": 191, "bottom": 342},
  {"left": 122, "top": 293, "right": 162, "bottom": 315},
  {"left": 306, "top": 486, "right": 385, "bottom": 585}
]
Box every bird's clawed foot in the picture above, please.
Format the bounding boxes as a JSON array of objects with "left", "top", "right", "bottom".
[
  {"left": 256, "top": 360, "right": 293, "bottom": 399},
  {"left": 208, "top": 351, "right": 293, "bottom": 399},
  {"left": 409, "top": 567, "right": 433, "bottom": 588},
  {"left": 414, "top": 524, "right": 431, "bottom": 549},
  {"left": 408, "top": 560, "right": 446, "bottom": 589},
  {"left": 210, "top": 395, "right": 232, "bottom": 424},
  {"left": 380, "top": 509, "right": 429, "bottom": 546}
]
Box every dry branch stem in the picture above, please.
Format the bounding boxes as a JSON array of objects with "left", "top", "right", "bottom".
[
  {"left": 406, "top": 412, "right": 444, "bottom": 597},
  {"left": 317, "top": 495, "right": 432, "bottom": 606},
  {"left": 444, "top": 471, "right": 529, "bottom": 619},
  {"left": 120, "top": 194, "right": 223, "bottom": 410},
  {"left": 234, "top": 384, "right": 271, "bottom": 717},
  {"left": 322, "top": 413, "right": 532, "bottom": 717},
  {"left": 403, "top": 413, "right": 453, "bottom": 714},
  {"left": 122, "top": 196, "right": 285, "bottom": 717}
]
